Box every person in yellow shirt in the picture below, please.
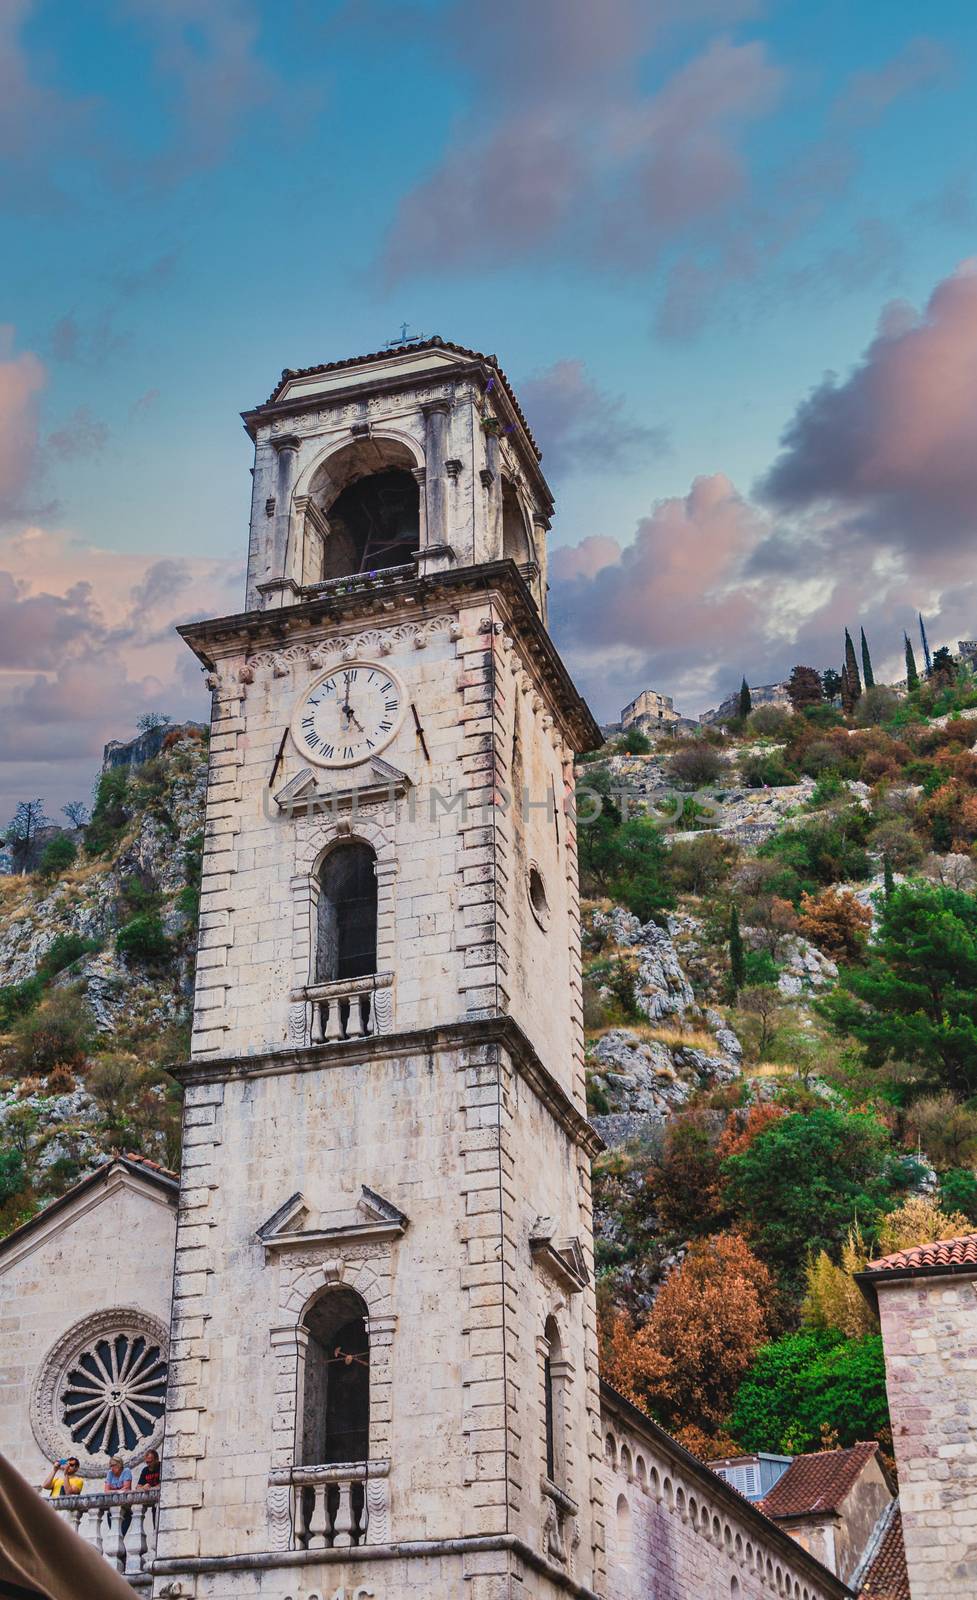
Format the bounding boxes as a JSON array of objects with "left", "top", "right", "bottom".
[{"left": 42, "top": 1457, "right": 84, "bottom": 1497}]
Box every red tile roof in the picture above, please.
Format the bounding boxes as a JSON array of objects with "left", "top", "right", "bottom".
[
  {"left": 759, "top": 1443, "right": 881, "bottom": 1519},
  {"left": 862, "top": 1231, "right": 977, "bottom": 1277},
  {"left": 120, "top": 1150, "right": 179, "bottom": 1182},
  {"left": 858, "top": 1503, "right": 909, "bottom": 1600},
  {"left": 250, "top": 336, "right": 542, "bottom": 461}
]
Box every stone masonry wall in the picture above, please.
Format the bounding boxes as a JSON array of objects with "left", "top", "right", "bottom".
[
  {"left": 876, "top": 1273, "right": 977, "bottom": 1598},
  {"left": 603, "top": 1407, "right": 847, "bottom": 1600}
]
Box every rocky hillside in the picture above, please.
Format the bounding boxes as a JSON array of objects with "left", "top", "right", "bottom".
[
  {"left": 6, "top": 670, "right": 977, "bottom": 1468},
  {"left": 0, "top": 729, "right": 206, "bottom": 1231}
]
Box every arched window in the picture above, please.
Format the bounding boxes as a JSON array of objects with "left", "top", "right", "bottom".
[
  {"left": 317, "top": 842, "right": 378, "bottom": 983},
  {"left": 501, "top": 477, "right": 532, "bottom": 565},
  {"left": 616, "top": 1492, "right": 632, "bottom": 1565},
  {"left": 300, "top": 1287, "right": 370, "bottom": 1465}
]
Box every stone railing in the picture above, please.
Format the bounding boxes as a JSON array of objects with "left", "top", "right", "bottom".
[
  {"left": 268, "top": 1460, "right": 390, "bottom": 1551},
  {"left": 50, "top": 1489, "right": 158, "bottom": 1586},
  {"left": 305, "top": 972, "right": 393, "bottom": 1042}
]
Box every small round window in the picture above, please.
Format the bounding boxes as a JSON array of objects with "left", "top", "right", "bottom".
[{"left": 527, "top": 864, "right": 550, "bottom": 930}]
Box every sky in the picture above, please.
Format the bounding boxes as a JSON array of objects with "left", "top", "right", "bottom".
[{"left": 3, "top": 0, "right": 977, "bottom": 816}]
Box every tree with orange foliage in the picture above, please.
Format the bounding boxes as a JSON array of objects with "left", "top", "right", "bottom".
[
  {"left": 601, "top": 1232, "right": 772, "bottom": 1435},
  {"left": 797, "top": 887, "right": 872, "bottom": 962},
  {"left": 716, "top": 1102, "right": 786, "bottom": 1163},
  {"left": 647, "top": 1111, "right": 724, "bottom": 1235}
]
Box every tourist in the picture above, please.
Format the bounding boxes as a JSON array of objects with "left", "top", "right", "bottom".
[
  {"left": 137, "top": 1449, "right": 160, "bottom": 1488},
  {"left": 103, "top": 1457, "right": 132, "bottom": 1494},
  {"left": 42, "top": 1456, "right": 83, "bottom": 1497}
]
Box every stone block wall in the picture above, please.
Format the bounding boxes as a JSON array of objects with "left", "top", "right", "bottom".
[
  {"left": 602, "top": 1400, "right": 848, "bottom": 1600},
  {"left": 876, "top": 1273, "right": 977, "bottom": 1597}
]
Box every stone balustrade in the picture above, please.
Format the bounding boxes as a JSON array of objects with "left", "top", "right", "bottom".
[
  {"left": 305, "top": 972, "right": 393, "bottom": 1042},
  {"left": 50, "top": 1489, "right": 159, "bottom": 1587},
  {"left": 268, "top": 1460, "right": 390, "bottom": 1551}
]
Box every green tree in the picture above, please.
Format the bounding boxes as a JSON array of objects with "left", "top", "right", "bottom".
[
  {"left": 738, "top": 678, "right": 752, "bottom": 719},
  {"left": 729, "top": 905, "right": 746, "bottom": 995},
  {"left": 37, "top": 833, "right": 77, "bottom": 880},
  {"left": 116, "top": 914, "right": 172, "bottom": 966},
  {"left": 860, "top": 628, "right": 875, "bottom": 689},
  {"left": 939, "top": 1169, "right": 977, "bottom": 1225},
  {"left": 0, "top": 1148, "right": 26, "bottom": 1206},
  {"left": 931, "top": 645, "right": 956, "bottom": 689},
  {"left": 786, "top": 665, "right": 824, "bottom": 712},
  {"left": 822, "top": 667, "right": 843, "bottom": 700},
  {"left": 730, "top": 1329, "right": 889, "bottom": 1453},
  {"left": 904, "top": 633, "right": 920, "bottom": 692},
  {"left": 821, "top": 883, "right": 977, "bottom": 1098},
  {"left": 620, "top": 726, "right": 651, "bottom": 755},
  {"left": 844, "top": 629, "right": 862, "bottom": 702},
  {"left": 721, "top": 1107, "right": 903, "bottom": 1285},
  {"left": 883, "top": 856, "right": 895, "bottom": 899},
  {"left": 919, "top": 612, "right": 932, "bottom": 675}
]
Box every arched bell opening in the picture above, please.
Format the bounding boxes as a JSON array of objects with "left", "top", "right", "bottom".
[{"left": 306, "top": 439, "right": 420, "bottom": 581}]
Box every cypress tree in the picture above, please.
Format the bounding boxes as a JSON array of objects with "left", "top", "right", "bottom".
[
  {"left": 840, "top": 663, "right": 855, "bottom": 716},
  {"left": 738, "top": 678, "right": 752, "bottom": 719},
  {"left": 860, "top": 628, "right": 875, "bottom": 689},
  {"left": 919, "top": 613, "right": 932, "bottom": 676},
  {"left": 883, "top": 856, "right": 895, "bottom": 899},
  {"left": 844, "top": 629, "right": 862, "bottom": 702},
  {"left": 729, "top": 905, "right": 746, "bottom": 995},
  {"left": 905, "top": 633, "right": 920, "bottom": 692}
]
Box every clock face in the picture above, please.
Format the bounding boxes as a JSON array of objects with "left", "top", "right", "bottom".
[{"left": 291, "top": 661, "right": 407, "bottom": 768}]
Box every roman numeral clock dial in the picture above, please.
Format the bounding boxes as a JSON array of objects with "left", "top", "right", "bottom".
[{"left": 291, "top": 662, "right": 407, "bottom": 768}]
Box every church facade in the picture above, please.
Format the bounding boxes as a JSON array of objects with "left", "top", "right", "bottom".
[{"left": 1, "top": 339, "right": 850, "bottom": 1600}]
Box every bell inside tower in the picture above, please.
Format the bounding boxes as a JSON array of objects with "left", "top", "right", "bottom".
[{"left": 307, "top": 438, "right": 420, "bottom": 582}]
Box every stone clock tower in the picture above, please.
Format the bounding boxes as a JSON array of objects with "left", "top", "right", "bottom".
[{"left": 153, "top": 337, "right": 606, "bottom": 1600}]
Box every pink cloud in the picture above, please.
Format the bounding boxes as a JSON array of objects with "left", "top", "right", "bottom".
[
  {"left": 381, "top": 15, "right": 783, "bottom": 279},
  {"left": 759, "top": 259, "right": 977, "bottom": 554},
  {"left": 518, "top": 360, "right": 669, "bottom": 477},
  {"left": 0, "top": 328, "right": 45, "bottom": 516},
  {"left": 0, "top": 526, "right": 241, "bottom": 814},
  {"left": 835, "top": 37, "right": 950, "bottom": 126}
]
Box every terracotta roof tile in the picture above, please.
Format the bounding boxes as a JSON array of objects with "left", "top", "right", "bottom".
[
  {"left": 253, "top": 336, "right": 542, "bottom": 461},
  {"left": 858, "top": 1503, "right": 909, "bottom": 1600},
  {"left": 862, "top": 1231, "right": 977, "bottom": 1277},
  {"left": 120, "top": 1150, "right": 179, "bottom": 1183},
  {"left": 759, "top": 1443, "right": 880, "bottom": 1519}
]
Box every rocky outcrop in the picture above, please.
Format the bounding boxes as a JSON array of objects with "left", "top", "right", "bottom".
[{"left": 590, "top": 908, "right": 695, "bottom": 1019}]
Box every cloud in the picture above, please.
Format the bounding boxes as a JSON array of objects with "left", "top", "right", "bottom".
[
  {"left": 381, "top": 10, "right": 782, "bottom": 280},
  {"left": 119, "top": 0, "right": 279, "bottom": 182},
  {"left": 758, "top": 259, "right": 977, "bottom": 558},
  {"left": 47, "top": 408, "right": 109, "bottom": 462},
  {"left": 835, "top": 37, "right": 950, "bottom": 126},
  {"left": 0, "top": 0, "right": 94, "bottom": 211},
  {"left": 129, "top": 388, "right": 161, "bottom": 420},
  {"left": 518, "top": 361, "right": 669, "bottom": 477},
  {"left": 0, "top": 527, "right": 241, "bottom": 815},
  {"left": 0, "top": 328, "right": 45, "bottom": 518}
]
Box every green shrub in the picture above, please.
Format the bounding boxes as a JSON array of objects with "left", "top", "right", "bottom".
[
  {"left": 739, "top": 751, "right": 799, "bottom": 788},
  {"left": 116, "top": 914, "right": 171, "bottom": 966},
  {"left": 620, "top": 727, "right": 652, "bottom": 755},
  {"left": 38, "top": 933, "right": 99, "bottom": 981},
  {"left": 0, "top": 977, "right": 44, "bottom": 1028},
  {"left": 939, "top": 1168, "right": 977, "bottom": 1225},
  {"left": 730, "top": 1329, "right": 889, "bottom": 1453},
  {"left": 757, "top": 808, "right": 871, "bottom": 898},
  {"left": 37, "top": 834, "right": 77, "bottom": 880},
  {"left": 85, "top": 768, "right": 130, "bottom": 856},
  {"left": 0, "top": 1148, "right": 26, "bottom": 1205},
  {"left": 4, "top": 988, "right": 95, "bottom": 1076},
  {"left": 722, "top": 1107, "right": 911, "bottom": 1286},
  {"left": 743, "top": 949, "right": 780, "bottom": 986}
]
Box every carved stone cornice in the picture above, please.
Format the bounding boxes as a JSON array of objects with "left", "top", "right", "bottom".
[
  {"left": 178, "top": 561, "right": 601, "bottom": 754},
  {"left": 170, "top": 1015, "right": 604, "bottom": 1158}
]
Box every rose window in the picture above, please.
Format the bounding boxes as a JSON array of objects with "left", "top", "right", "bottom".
[
  {"left": 32, "top": 1309, "right": 170, "bottom": 1472},
  {"left": 61, "top": 1331, "right": 167, "bottom": 1455}
]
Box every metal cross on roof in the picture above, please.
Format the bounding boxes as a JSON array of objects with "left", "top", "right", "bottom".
[{"left": 383, "top": 322, "right": 428, "bottom": 348}]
